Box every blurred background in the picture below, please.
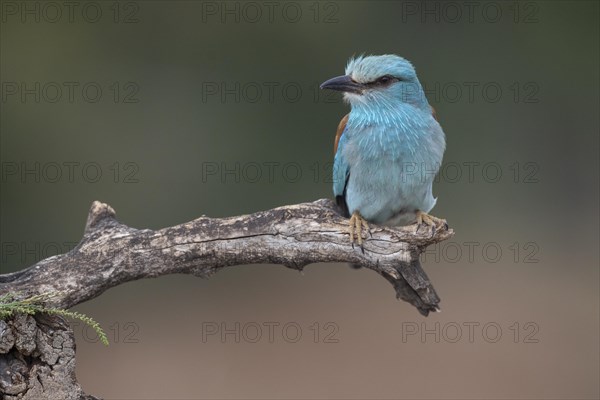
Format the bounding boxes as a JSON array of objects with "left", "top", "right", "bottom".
[{"left": 1, "top": 1, "right": 598, "bottom": 399}]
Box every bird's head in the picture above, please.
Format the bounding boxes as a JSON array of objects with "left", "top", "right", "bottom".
[{"left": 320, "top": 54, "right": 427, "bottom": 109}]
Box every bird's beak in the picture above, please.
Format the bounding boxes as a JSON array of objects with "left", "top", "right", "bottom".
[{"left": 320, "top": 75, "right": 363, "bottom": 94}]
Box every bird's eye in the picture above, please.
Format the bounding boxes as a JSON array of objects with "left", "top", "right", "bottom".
[{"left": 376, "top": 75, "right": 398, "bottom": 85}]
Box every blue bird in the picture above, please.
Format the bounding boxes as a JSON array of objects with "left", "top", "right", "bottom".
[{"left": 321, "top": 54, "right": 447, "bottom": 247}]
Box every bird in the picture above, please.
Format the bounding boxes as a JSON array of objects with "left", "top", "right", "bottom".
[
  {"left": 320, "top": 54, "right": 447, "bottom": 315},
  {"left": 320, "top": 54, "right": 447, "bottom": 249}
]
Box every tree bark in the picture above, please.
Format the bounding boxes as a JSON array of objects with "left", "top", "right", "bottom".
[
  {"left": 0, "top": 199, "right": 453, "bottom": 398},
  {"left": 0, "top": 314, "right": 98, "bottom": 400}
]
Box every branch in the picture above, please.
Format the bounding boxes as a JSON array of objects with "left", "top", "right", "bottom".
[
  {"left": 0, "top": 314, "right": 98, "bottom": 400},
  {"left": 0, "top": 199, "right": 453, "bottom": 315},
  {"left": 0, "top": 199, "right": 453, "bottom": 398}
]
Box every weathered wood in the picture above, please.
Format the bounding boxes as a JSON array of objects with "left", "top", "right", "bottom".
[
  {"left": 0, "top": 314, "right": 98, "bottom": 400},
  {"left": 0, "top": 199, "right": 452, "bottom": 315},
  {"left": 0, "top": 199, "right": 453, "bottom": 398}
]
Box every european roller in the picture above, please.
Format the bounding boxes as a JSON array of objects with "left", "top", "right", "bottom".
[{"left": 321, "top": 54, "right": 447, "bottom": 248}]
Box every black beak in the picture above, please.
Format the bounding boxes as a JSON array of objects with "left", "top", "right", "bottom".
[{"left": 320, "top": 75, "right": 363, "bottom": 94}]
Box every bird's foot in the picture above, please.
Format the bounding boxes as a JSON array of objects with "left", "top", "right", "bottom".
[
  {"left": 415, "top": 210, "right": 448, "bottom": 236},
  {"left": 348, "top": 211, "right": 371, "bottom": 253}
]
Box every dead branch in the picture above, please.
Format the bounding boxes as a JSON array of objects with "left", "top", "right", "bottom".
[{"left": 0, "top": 199, "right": 453, "bottom": 399}]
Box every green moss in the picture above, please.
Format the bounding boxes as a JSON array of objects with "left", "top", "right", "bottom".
[{"left": 0, "top": 292, "right": 108, "bottom": 346}]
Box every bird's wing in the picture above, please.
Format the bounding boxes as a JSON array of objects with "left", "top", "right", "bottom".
[
  {"left": 430, "top": 105, "right": 438, "bottom": 121},
  {"left": 333, "top": 113, "right": 349, "bottom": 155},
  {"left": 333, "top": 114, "right": 350, "bottom": 217}
]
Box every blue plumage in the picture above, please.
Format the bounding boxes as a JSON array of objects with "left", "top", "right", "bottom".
[{"left": 323, "top": 54, "right": 446, "bottom": 232}]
